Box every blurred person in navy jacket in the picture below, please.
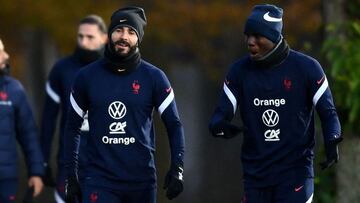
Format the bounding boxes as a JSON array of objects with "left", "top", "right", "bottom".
[
  {"left": 40, "top": 15, "right": 107, "bottom": 203},
  {"left": 0, "top": 38, "right": 44, "bottom": 202}
]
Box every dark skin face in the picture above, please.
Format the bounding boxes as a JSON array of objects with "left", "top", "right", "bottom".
[{"left": 245, "top": 34, "right": 276, "bottom": 60}]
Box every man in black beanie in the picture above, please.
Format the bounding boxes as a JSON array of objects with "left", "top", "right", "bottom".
[
  {"left": 40, "top": 14, "right": 107, "bottom": 203},
  {"left": 209, "top": 4, "right": 342, "bottom": 203},
  {"left": 64, "top": 6, "right": 185, "bottom": 203},
  {"left": 102, "top": 6, "right": 146, "bottom": 74}
]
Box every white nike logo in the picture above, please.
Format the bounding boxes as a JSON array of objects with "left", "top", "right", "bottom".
[
  {"left": 263, "top": 12, "right": 282, "bottom": 22},
  {"left": 119, "top": 19, "right": 127, "bottom": 23},
  {"left": 178, "top": 167, "right": 184, "bottom": 180},
  {"left": 216, "top": 132, "right": 224, "bottom": 136}
]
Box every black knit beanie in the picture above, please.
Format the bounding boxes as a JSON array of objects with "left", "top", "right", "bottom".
[{"left": 108, "top": 6, "right": 147, "bottom": 42}]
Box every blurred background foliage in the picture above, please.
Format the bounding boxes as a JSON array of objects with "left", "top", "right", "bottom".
[
  {"left": 323, "top": 3, "right": 360, "bottom": 131},
  {"left": 0, "top": 0, "right": 322, "bottom": 79},
  {"left": 0, "top": 0, "right": 358, "bottom": 202},
  {"left": 322, "top": 1, "right": 360, "bottom": 202}
]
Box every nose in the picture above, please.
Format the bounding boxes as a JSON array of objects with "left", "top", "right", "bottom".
[
  {"left": 247, "top": 35, "right": 256, "bottom": 47},
  {"left": 1, "top": 51, "right": 9, "bottom": 61},
  {"left": 79, "top": 38, "right": 89, "bottom": 48},
  {"left": 118, "top": 30, "right": 130, "bottom": 41}
]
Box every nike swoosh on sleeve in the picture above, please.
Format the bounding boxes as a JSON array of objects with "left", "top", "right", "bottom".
[{"left": 317, "top": 76, "right": 325, "bottom": 85}]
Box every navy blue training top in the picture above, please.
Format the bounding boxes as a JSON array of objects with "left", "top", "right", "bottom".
[
  {"left": 64, "top": 58, "right": 185, "bottom": 190},
  {"left": 41, "top": 55, "right": 90, "bottom": 167},
  {"left": 210, "top": 50, "right": 341, "bottom": 187}
]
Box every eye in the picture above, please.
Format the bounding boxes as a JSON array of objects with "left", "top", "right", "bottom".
[
  {"left": 115, "top": 28, "right": 123, "bottom": 33},
  {"left": 129, "top": 29, "right": 136, "bottom": 35}
]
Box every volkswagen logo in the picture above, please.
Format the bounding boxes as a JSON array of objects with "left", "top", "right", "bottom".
[
  {"left": 262, "top": 109, "right": 279, "bottom": 127},
  {"left": 108, "top": 101, "right": 127, "bottom": 119}
]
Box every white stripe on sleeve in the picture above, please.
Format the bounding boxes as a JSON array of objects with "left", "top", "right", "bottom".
[
  {"left": 46, "top": 82, "right": 60, "bottom": 104},
  {"left": 313, "top": 77, "right": 328, "bottom": 106},
  {"left": 54, "top": 190, "right": 66, "bottom": 203},
  {"left": 70, "top": 93, "right": 85, "bottom": 117},
  {"left": 223, "top": 83, "right": 237, "bottom": 114},
  {"left": 158, "top": 90, "right": 175, "bottom": 116},
  {"left": 306, "top": 193, "right": 314, "bottom": 203}
]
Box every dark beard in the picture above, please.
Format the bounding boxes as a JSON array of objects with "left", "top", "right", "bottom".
[
  {"left": 110, "top": 39, "right": 137, "bottom": 58},
  {"left": 73, "top": 46, "right": 104, "bottom": 65},
  {"left": 104, "top": 41, "right": 141, "bottom": 74}
]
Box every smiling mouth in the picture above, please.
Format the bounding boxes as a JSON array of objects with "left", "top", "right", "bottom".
[
  {"left": 114, "top": 40, "right": 130, "bottom": 48},
  {"left": 116, "top": 43, "right": 128, "bottom": 48}
]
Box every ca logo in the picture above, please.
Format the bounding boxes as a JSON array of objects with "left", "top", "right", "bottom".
[{"left": 264, "top": 129, "right": 280, "bottom": 141}]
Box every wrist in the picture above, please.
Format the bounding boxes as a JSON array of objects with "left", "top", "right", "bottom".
[
  {"left": 169, "top": 164, "right": 184, "bottom": 181},
  {"left": 170, "top": 162, "right": 183, "bottom": 171},
  {"left": 325, "top": 137, "right": 343, "bottom": 147}
]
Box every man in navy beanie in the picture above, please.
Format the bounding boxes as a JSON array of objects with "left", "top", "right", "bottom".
[
  {"left": 64, "top": 6, "right": 185, "bottom": 203},
  {"left": 209, "top": 4, "right": 342, "bottom": 202}
]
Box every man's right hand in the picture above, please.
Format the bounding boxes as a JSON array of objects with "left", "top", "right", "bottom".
[
  {"left": 42, "top": 163, "right": 56, "bottom": 187},
  {"left": 28, "top": 176, "right": 44, "bottom": 197},
  {"left": 65, "top": 175, "right": 82, "bottom": 203},
  {"left": 210, "top": 121, "right": 246, "bottom": 139}
]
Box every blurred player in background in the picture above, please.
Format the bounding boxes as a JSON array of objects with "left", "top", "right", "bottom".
[{"left": 40, "top": 15, "right": 107, "bottom": 203}]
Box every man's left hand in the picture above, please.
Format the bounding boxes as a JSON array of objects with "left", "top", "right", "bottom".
[
  {"left": 65, "top": 175, "right": 82, "bottom": 203},
  {"left": 320, "top": 137, "right": 343, "bottom": 170},
  {"left": 163, "top": 165, "right": 184, "bottom": 200}
]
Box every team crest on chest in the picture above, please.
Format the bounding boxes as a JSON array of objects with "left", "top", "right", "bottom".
[
  {"left": 283, "top": 77, "right": 292, "bottom": 91},
  {"left": 90, "top": 192, "right": 98, "bottom": 203},
  {"left": 0, "top": 91, "right": 8, "bottom": 101},
  {"left": 132, "top": 80, "right": 140, "bottom": 94}
]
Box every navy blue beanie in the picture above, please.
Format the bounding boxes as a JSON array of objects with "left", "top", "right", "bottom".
[
  {"left": 244, "top": 4, "right": 283, "bottom": 43},
  {"left": 109, "top": 6, "right": 147, "bottom": 42}
]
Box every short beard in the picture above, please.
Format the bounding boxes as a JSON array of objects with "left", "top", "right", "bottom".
[{"left": 111, "top": 39, "right": 137, "bottom": 57}]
